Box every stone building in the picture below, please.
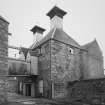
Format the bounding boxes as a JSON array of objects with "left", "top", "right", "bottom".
[
  {"left": 0, "top": 6, "right": 104, "bottom": 102},
  {"left": 18, "top": 6, "right": 104, "bottom": 99}
]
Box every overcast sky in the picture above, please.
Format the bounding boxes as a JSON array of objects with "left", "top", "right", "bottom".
[{"left": 0, "top": 0, "right": 105, "bottom": 67}]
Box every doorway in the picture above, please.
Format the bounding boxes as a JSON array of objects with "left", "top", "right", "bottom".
[
  {"left": 39, "top": 80, "right": 43, "bottom": 97},
  {"left": 26, "top": 84, "right": 31, "bottom": 96}
]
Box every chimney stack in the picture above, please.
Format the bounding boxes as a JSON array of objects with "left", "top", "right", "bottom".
[
  {"left": 46, "top": 6, "right": 67, "bottom": 30},
  {"left": 30, "top": 25, "right": 45, "bottom": 43}
]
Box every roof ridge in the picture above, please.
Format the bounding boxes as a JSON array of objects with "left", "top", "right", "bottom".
[
  {"left": 82, "top": 39, "right": 95, "bottom": 48},
  {"left": 0, "top": 15, "right": 9, "bottom": 24},
  {"left": 62, "top": 29, "right": 80, "bottom": 46},
  {"left": 30, "top": 28, "right": 81, "bottom": 49},
  {"left": 53, "top": 28, "right": 80, "bottom": 48},
  {"left": 51, "top": 27, "right": 57, "bottom": 38},
  {"left": 30, "top": 28, "right": 55, "bottom": 49}
]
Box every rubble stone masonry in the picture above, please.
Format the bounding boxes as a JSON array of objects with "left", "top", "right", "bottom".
[
  {"left": 38, "top": 40, "right": 52, "bottom": 98},
  {"left": 0, "top": 17, "right": 9, "bottom": 103},
  {"left": 38, "top": 39, "right": 82, "bottom": 98},
  {"left": 51, "top": 40, "right": 81, "bottom": 98}
]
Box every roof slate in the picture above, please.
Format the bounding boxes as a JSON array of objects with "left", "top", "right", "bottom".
[
  {"left": 0, "top": 15, "right": 9, "bottom": 24},
  {"left": 46, "top": 6, "right": 67, "bottom": 19},
  {"left": 30, "top": 28, "right": 81, "bottom": 49},
  {"left": 82, "top": 39, "right": 99, "bottom": 49},
  {"left": 30, "top": 25, "right": 45, "bottom": 34}
]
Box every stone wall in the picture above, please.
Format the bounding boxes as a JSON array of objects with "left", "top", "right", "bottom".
[
  {"left": 0, "top": 17, "right": 9, "bottom": 103},
  {"left": 6, "top": 77, "right": 18, "bottom": 93},
  {"left": 66, "top": 78, "right": 105, "bottom": 104},
  {"left": 81, "top": 42, "right": 104, "bottom": 79},
  {"left": 38, "top": 40, "right": 52, "bottom": 98},
  {"left": 51, "top": 40, "right": 81, "bottom": 98},
  {"left": 36, "top": 39, "right": 104, "bottom": 99},
  {"left": 0, "top": 18, "right": 8, "bottom": 74}
]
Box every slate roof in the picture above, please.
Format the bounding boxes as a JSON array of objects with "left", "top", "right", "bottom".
[
  {"left": 82, "top": 39, "right": 100, "bottom": 49},
  {"left": 30, "top": 25, "right": 45, "bottom": 34},
  {"left": 30, "top": 28, "right": 80, "bottom": 49},
  {"left": 82, "top": 39, "right": 103, "bottom": 56},
  {"left": 82, "top": 40, "right": 95, "bottom": 49},
  {"left": 46, "top": 6, "right": 67, "bottom": 19},
  {"left": 0, "top": 15, "right": 9, "bottom": 24}
]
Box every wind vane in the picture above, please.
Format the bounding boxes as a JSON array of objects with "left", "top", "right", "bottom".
[
  {"left": 36, "top": 21, "right": 40, "bottom": 26},
  {"left": 49, "top": 0, "right": 63, "bottom": 6}
]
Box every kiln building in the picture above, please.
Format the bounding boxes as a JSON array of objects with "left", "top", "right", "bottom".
[
  {"left": 0, "top": 6, "right": 104, "bottom": 100},
  {"left": 19, "top": 6, "right": 104, "bottom": 98}
]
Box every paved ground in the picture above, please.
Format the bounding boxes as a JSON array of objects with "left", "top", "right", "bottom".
[
  {"left": 4, "top": 93, "right": 105, "bottom": 105},
  {"left": 0, "top": 92, "right": 91, "bottom": 105},
  {"left": 1, "top": 92, "right": 58, "bottom": 105},
  {"left": 0, "top": 93, "right": 91, "bottom": 105}
]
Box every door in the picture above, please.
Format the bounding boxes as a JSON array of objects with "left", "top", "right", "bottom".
[
  {"left": 39, "top": 80, "right": 43, "bottom": 97},
  {"left": 26, "top": 84, "right": 31, "bottom": 96}
]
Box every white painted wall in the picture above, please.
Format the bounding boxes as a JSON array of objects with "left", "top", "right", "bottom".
[
  {"left": 39, "top": 80, "right": 43, "bottom": 94},
  {"left": 30, "top": 56, "right": 38, "bottom": 75},
  {"left": 50, "top": 16, "right": 63, "bottom": 29},
  {"left": 33, "top": 32, "right": 43, "bottom": 43},
  {"left": 26, "top": 52, "right": 38, "bottom": 75}
]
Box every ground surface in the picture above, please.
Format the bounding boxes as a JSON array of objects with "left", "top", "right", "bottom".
[{"left": 0, "top": 92, "right": 58, "bottom": 105}]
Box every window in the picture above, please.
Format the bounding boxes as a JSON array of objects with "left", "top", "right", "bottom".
[
  {"left": 68, "top": 47, "right": 74, "bottom": 54},
  {"left": 70, "top": 48, "right": 74, "bottom": 54}
]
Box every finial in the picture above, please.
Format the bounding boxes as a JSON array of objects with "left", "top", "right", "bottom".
[
  {"left": 48, "top": 0, "right": 63, "bottom": 7},
  {"left": 94, "top": 38, "right": 96, "bottom": 41},
  {"left": 55, "top": 0, "right": 62, "bottom": 6},
  {"left": 36, "top": 21, "right": 40, "bottom": 26}
]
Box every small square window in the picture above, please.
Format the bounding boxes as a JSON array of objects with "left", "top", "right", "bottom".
[
  {"left": 69, "top": 47, "right": 74, "bottom": 54},
  {"left": 67, "top": 46, "right": 74, "bottom": 54}
]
